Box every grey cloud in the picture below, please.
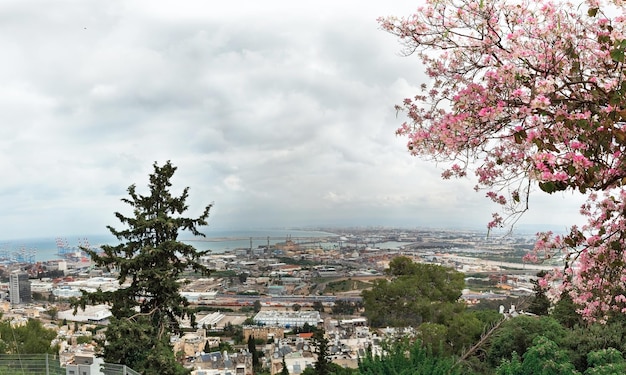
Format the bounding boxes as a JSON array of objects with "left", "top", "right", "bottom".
[{"left": 0, "top": 0, "right": 585, "bottom": 239}]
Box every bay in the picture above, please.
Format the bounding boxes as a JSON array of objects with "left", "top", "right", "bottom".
[{"left": 0, "top": 229, "right": 339, "bottom": 262}]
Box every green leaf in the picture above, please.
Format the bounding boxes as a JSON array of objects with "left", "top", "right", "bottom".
[
  {"left": 539, "top": 181, "right": 557, "bottom": 194},
  {"left": 611, "top": 49, "right": 624, "bottom": 62},
  {"left": 611, "top": 41, "right": 626, "bottom": 62},
  {"left": 588, "top": 7, "right": 599, "bottom": 17}
]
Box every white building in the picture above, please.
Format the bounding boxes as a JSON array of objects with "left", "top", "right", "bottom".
[
  {"left": 30, "top": 281, "right": 54, "bottom": 293},
  {"left": 58, "top": 304, "right": 111, "bottom": 324},
  {"left": 197, "top": 312, "right": 225, "bottom": 328},
  {"left": 65, "top": 353, "right": 105, "bottom": 375},
  {"left": 53, "top": 287, "right": 83, "bottom": 299},
  {"left": 253, "top": 310, "right": 321, "bottom": 328}
]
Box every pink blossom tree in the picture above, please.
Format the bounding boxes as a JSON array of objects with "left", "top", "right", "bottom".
[{"left": 379, "top": 0, "right": 626, "bottom": 321}]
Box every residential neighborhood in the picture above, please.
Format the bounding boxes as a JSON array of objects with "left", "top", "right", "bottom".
[{"left": 0, "top": 227, "right": 551, "bottom": 374}]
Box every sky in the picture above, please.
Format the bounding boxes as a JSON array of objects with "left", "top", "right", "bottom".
[{"left": 0, "top": 0, "right": 588, "bottom": 240}]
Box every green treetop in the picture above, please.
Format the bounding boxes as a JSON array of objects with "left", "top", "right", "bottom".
[
  {"left": 362, "top": 256, "right": 465, "bottom": 328},
  {"left": 73, "top": 161, "right": 213, "bottom": 375}
]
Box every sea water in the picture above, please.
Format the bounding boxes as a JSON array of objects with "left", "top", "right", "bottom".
[{"left": 0, "top": 229, "right": 339, "bottom": 262}]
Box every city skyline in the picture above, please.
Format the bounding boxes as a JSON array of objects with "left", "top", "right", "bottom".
[{"left": 0, "top": 0, "right": 586, "bottom": 239}]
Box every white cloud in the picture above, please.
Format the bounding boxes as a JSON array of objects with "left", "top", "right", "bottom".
[{"left": 0, "top": 0, "right": 586, "bottom": 239}]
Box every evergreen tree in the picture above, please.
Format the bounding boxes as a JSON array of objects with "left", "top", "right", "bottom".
[
  {"left": 248, "top": 334, "right": 260, "bottom": 373},
  {"left": 496, "top": 336, "right": 580, "bottom": 375},
  {"left": 552, "top": 291, "right": 583, "bottom": 329},
  {"left": 358, "top": 339, "right": 461, "bottom": 375},
  {"left": 528, "top": 271, "right": 551, "bottom": 316},
  {"left": 312, "top": 301, "right": 324, "bottom": 313},
  {"left": 73, "top": 161, "right": 212, "bottom": 375},
  {"left": 312, "top": 330, "right": 331, "bottom": 375},
  {"left": 362, "top": 256, "right": 465, "bottom": 327},
  {"left": 487, "top": 316, "right": 567, "bottom": 368},
  {"left": 586, "top": 348, "right": 626, "bottom": 374},
  {"left": 253, "top": 299, "right": 262, "bottom": 313},
  {"left": 280, "top": 356, "right": 289, "bottom": 375},
  {"left": 0, "top": 319, "right": 59, "bottom": 354}
]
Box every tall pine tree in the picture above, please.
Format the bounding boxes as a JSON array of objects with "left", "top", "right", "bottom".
[
  {"left": 527, "top": 271, "right": 550, "bottom": 316},
  {"left": 248, "top": 334, "right": 260, "bottom": 373},
  {"left": 280, "top": 356, "right": 289, "bottom": 375},
  {"left": 312, "top": 330, "right": 331, "bottom": 375},
  {"left": 73, "top": 161, "right": 212, "bottom": 375}
]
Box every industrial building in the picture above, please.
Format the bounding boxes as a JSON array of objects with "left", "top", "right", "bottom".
[{"left": 253, "top": 310, "right": 321, "bottom": 328}]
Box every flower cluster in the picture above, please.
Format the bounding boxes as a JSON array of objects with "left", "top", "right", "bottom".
[{"left": 381, "top": 0, "right": 626, "bottom": 320}]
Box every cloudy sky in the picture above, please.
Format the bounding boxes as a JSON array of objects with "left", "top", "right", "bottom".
[{"left": 0, "top": 0, "right": 587, "bottom": 239}]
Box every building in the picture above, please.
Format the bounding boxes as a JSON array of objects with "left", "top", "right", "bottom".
[
  {"left": 58, "top": 304, "right": 111, "bottom": 324},
  {"left": 253, "top": 310, "right": 321, "bottom": 328},
  {"left": 9, "top": 272, "right": 31, "bottom": 305},
  {"left": 65, "top": 353, "right": 105, "bottom": 375},
  {"left": 243, "top": 326, "right": 285, "bottom": 341}
]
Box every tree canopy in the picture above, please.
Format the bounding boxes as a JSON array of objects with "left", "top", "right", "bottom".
[
  {"left": 362, "top": 256, "right": 465, "bottom": 327},
  {"left": 0, "top": 318, "right": 58, "bottom": 355},
  {"left": 73, "top": 161, "right": 212, "bottom": 374},
  {"left": 358, "top": 339, "right": 462, "bottom": 375},
  {"left": 380, "top": 0, "right": 626, "bottom": 321}
]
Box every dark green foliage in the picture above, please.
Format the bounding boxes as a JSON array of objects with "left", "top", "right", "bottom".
[
  {"left": 362, "top": 256, "right": 465, "bottom": 328},
  {"left": 217, "top": 341, "right": 233, "bottom": 353},
  {"left": 72, "top": 161, "right": 212, "bottom": 375},
  {"left": 99, "top": 315, "right": 187, "bottom": 375},
  {"left": 520, "top": 336, "right": 579, "bottom": 374},
  {"left": 195, "top": 306, "right": 234, "bottom": 313},
  {"left": 562, "top": 319, "right": 626, "bottom": 372},
  {"left": 0, "top": 319, "right": 58, "bottom": 355},
  {"left": 249, "top": 335, "right": 260, "bottom": 373},
  {"left": 291, "top": 322, "right": 318, "bottom": 335},
  {"left": 312, "top": 301, "right": 324, "bottom": 313},
  {"left": 552, "top": 292, "right": 583, "bottom": 329},
  {"left": 445, "top": 311, "right": 486, "bottom": 354},
  {"left": 527, "top": 271, "right": 550, "bottom": 316},
  {"left": 413, "top": 311, "right": 489, "bottom": 358},
  {"left": 585, "top": 348, "right": 626, "bottom": 374},
  {"left": 358, "top": 339, "right": 462, "bottom": 375},
  {"left": 327, "top": 363, "right": 358, "bottom": 375},
  {"left": 472, "top": 308, "right": 505, "bottom": 327},
  {"left": 416, "top": 323, "right": 448, "bottom": 354},
  {"left": 331, "top": 300, "right": 361, "bottom": 315},
  {"left": 280, "top": 356, "right": 289, "bottom": 375},
  {"left": 312, "top": 330, "right": 331, "bottom": 375},
  {"left": 46, "top": 307, "right": 58, "bottom": 320},
  {"left": 244, "top": 317, "right": 256, "bottom": 325},
  {"left": 496, "top": 336, "right": 579, "bottom": 375},
  {"left": 487, "top": 316, "right": 567, "bottom": 368},
  {"left": 76, "top": 335, "right": 93, "bottom": 345},
  {"left": 496, "top": 352, "right": 523, "bottom": 375},
  {"left": 301, "top": 366, "right": 355, "bottom": 375},
  {"left": 233, "top": 325, "right": 245, "bottom": 345},
  {"left": 223, "top": 322, "right": 235, "bottom": 335},
  {"left": 470, "top": 296, "right": 520, "bottom": 312}
]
